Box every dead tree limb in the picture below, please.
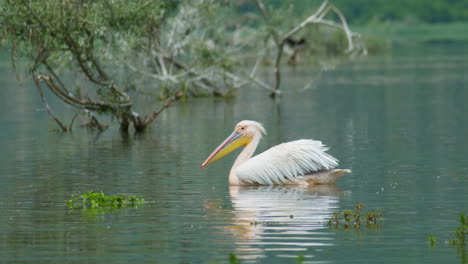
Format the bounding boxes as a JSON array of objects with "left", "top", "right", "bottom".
[
  {"left": 35, "top": 73, "right": 131, "bottom": 112},
  {"left": 136, "top": 91, "right": 184, "bottom": 132},
  {"left": 254, "top": 0, "right": 364, "bottom": 97}
]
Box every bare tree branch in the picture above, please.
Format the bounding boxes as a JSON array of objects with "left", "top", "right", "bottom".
[
  {"left": 281, "top": 0, "right": 330, "bottom": 43},
  {"left": 32, "top": 74, "right": 68, "bottom": 132},
  {"left": 35, "top": 73, "right": 131, "bottom": 112},
  {"left": 254, "top": 0, "right": 364, "bottom": 96},
  {"left": 325, "top": 6, "right": 354, "bottom": 51},
  {"left": 140, "top": 91, "right": 184, "bottom": 130},
  {"left": 69, "top": 110, "right": 81, "bottom": 132}
]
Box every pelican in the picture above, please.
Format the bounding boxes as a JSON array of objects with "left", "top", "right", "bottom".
[{"left": 200, "top": 120, "right": 350, "bottom": 186}]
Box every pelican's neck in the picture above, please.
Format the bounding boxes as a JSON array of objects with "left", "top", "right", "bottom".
[{"left": 229, "top": 135, "right": 261, "bottom": 185}]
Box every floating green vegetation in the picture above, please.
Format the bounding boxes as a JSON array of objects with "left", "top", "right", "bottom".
[
  {"left": 229, "top": 253, "right": 241, "bottom": 264},
  {"left": 428, "top": 235, "right": 437, "bottom": 248},
  {"left": 66, "top": 191, "right": 154, "bottom": 210},
  {"left": 296, "top": 254, "right": 305, "bottom": 264},
  {"left": 328, "top": 203, "right": 383, "bottom": 230},
  {"left": 429, "top": 214, "right": 467, "bottom": 263},
  {"left": 450, "top": 214, "right": 468, "bottom": 248},
  {"left": 429, "top": 214, "right": 468, "bottom": 247}
]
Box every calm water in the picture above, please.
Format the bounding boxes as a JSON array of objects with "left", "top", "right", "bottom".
[{"left": 1, "top": 43, "right": 467, "bottom": 264}]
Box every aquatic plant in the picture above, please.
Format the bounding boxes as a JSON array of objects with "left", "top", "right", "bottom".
[
  {"left": 328, "top": 203, "right": 383, "bottom": 230},
  {"left": 428, "top": 214, "right": 467, "bottom": 264},
  {"left": 428, "top": 235, "right": 437, "bottom": 248},
  {"left": 449, "top": 214, "right": 468, "bottom": 248},
  {"left": 67, "top": 191, "right": 154, "bottom": 210},
  {"left": 229, "top": 253, "right": 241, "bottom": 264},
  {"left": 429, "top": 214, "right": 468, "bottom": 247},
  {"left": 296, "top": 254, "right": 305, "bottom": 264}
]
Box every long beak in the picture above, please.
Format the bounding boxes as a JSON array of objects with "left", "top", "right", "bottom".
[{"left": 200, "top": 131, "right": 251, "bottom": 168}]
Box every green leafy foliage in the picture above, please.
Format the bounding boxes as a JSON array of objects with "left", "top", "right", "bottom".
[
  {"left": 0, "top": 0, "right": 251, "bottom": 104},
  {"left": 1, "top": 0, "right": 168, "bottom": 70},
  {"left": 67, "top": 191, "right": 154, "bottom": 210},
  {"left": 0, "top": 0, "right": 176, "bottom": 132}
]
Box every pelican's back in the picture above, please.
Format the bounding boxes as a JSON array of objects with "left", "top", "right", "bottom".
[{"left": 235, "top": 139, "right": 338, "bottom": 185}]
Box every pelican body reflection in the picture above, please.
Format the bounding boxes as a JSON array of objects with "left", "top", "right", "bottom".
[{"left": 226, "top": 185, "right": 343, "bottom": 262}]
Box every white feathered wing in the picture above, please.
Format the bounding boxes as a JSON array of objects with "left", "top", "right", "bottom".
[{"left": 235, "top": 139, "right": 339, "bottom": 185}]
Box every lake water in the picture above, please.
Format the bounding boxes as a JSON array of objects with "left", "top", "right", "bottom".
[{"left": 1, "top": 43, "right": 467, "bottom": 264}]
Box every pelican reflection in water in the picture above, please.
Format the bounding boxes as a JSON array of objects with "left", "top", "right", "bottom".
[
  {"left": 225, "top": 185, "right": 343, "bottom": 261},
  {"left": 201, "top": 120, "right": 350, "bottom": 185}
]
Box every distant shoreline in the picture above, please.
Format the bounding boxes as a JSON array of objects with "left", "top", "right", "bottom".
[{"left": 355, "top": 22, "right": 468, "bottom": 44}]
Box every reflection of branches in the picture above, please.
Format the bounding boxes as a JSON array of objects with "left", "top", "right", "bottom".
[{"left": 254, "top": 0, "right": 366, "bottom": 97}]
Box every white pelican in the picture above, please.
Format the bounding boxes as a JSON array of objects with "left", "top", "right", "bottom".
[{"left": 200, "top": 120, "right": 350, "bottom": 186}]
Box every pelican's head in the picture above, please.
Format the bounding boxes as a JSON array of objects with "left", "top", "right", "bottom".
[{"left": 200, "top": 120, "right": 266, "bottom": 168}]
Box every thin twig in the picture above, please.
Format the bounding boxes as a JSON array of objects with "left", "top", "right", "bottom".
[
  {"left": 32, "top": 74, "right": 68, "bottom": 132},
  {"left": 249, "top": 48, "right": 265, "bottom": 79}
]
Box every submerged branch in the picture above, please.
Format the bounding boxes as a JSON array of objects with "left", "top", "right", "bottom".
[
  {"left": 140, "top": 91, "right": 184, "bottom": 130},
  {"left": 69, "top": 110, "right": 81, "bottom": 132},
  {"left": 32, "top": 74, "right": 68, "bottom": 132}
]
